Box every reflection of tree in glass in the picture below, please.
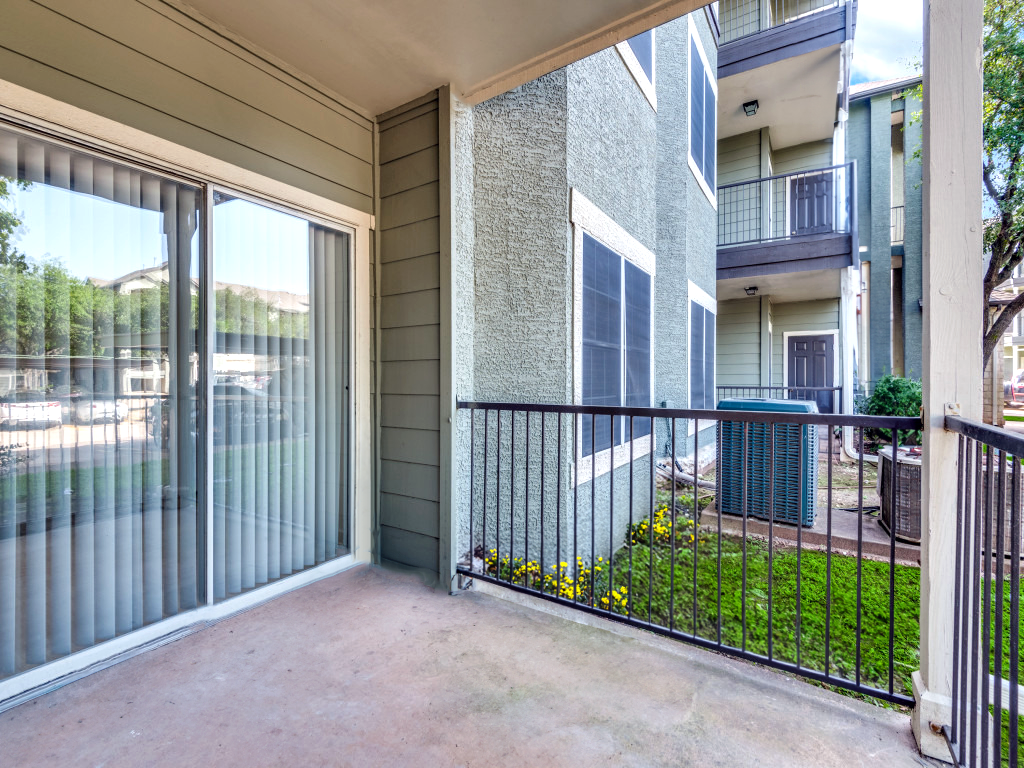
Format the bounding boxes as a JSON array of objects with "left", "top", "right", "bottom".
[
  {"left": 0, "top": 176, "right": 30, "bottom": 273},
  {"left": 215, "top": 286, "right": 309, "bottom": 339}
]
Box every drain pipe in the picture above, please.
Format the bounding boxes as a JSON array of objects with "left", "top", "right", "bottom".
[{"left": 842, "top": 426, "right": 879, "bottom": 465}]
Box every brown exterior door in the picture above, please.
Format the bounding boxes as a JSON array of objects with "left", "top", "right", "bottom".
[
  {"left": 787, "top": 334, "right": 836, "bottom": 413},
  {"left": 790, "top": 171, "right": 834, "bottom": 236}
]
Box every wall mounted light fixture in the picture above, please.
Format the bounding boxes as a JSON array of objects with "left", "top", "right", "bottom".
[
  {"left": 744, "top": 286, "right": 758, "bottom": 296},
  {"left": 743, "top": 100, "right": 759, "bottom": 117}
]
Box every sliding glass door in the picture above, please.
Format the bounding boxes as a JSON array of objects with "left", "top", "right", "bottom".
[
  {"left": 0, "top": 126, "right": 200, "bottom": 678},
  {"left": 0, "top": 125, "right": 351, "bottom": 682},
  {"left": 211, "top": 193, "right": 349, "bottom": 601}
]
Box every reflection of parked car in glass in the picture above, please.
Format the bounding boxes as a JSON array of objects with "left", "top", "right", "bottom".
[
  {"left": 0, "top": 390, "right": 62, "bottom": 429},
  {"left": 73, "top": 394, "right": 127, "bottom": 424},
  {"left": 1006, "top": 369, "right": 1024, "bottom": 407}
]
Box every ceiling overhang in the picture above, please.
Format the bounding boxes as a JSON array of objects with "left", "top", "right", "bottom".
[
  {"left": 177, "top": 0, "right": 709, "bottom": 119},
  {"left": 717, "top": 268, "right": 841, "bottom": 303},
  {"left": 717, "top": 44, "right": 842, "bottom": 148}
]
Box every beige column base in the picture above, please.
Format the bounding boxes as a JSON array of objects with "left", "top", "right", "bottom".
[{"left": 912, "top": 670, "right": 954, "bottom": 763}]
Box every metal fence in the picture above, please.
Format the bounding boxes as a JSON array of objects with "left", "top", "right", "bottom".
[
  {"left": 719, "top": 0, "right": 840, "bottom": 43},
  {"left": 944, "top": 416, "right": 1023, "bottom": 767},
  {"left": 717, "top": 163, "right": 854, "bottom": 248},
  {"left": 716, "top": 385, "right": 843, "bottom": 414},
  {"left": 892, "top": 205, "right": 905, "bottom": 245},
  {"left": 456, "top": 401, "right": 922, "bottom": 705}
]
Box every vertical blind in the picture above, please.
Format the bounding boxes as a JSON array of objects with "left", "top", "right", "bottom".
[
  {"left": 0, "top": 127, "right": 350, "bottom": 681},
  {"left": 211, "top": 195, "right": 348, "bottom": 602},
  {"left": 0, "top": 126, "right": 200, "bottom": 678}
]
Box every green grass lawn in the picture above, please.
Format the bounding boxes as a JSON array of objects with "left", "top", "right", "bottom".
[{"left": 602, "top": 533, "right": 921, "bottom": 699}]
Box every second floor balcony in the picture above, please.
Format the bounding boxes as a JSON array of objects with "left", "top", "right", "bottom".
[{"left": 716, "top": 161, "right": 857, "bottom": 281}]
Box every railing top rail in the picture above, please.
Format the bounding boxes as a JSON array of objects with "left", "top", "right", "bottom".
[
  {"left": 716, "top": 161, "right": 853, "bottom": 193},
  {"left": 716, "top": 385, "right": 842, "bottom": 391},
  {"left": 945, "top": 414, "right": 1024, "bottom": 456},
  {"left": 457, "top": 400, "right": 921, "bottom": 429}
]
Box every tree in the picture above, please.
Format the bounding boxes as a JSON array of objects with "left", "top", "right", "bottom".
[{"left": 981, "top": 0, "right": 1024, "bottom": 367}]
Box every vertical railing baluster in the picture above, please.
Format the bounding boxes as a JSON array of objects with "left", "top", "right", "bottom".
[
  {"left": 856, "top": 426, "right": 864, "bottom": 688},
  {"left": 1010, "top": 456, "right": 1020, "bottom": 768},
  {"left": 969, "top": 440, "right": 984, "bottom": 760},
  {"left": 959, "top": 438, "right": 975, "bottom": 765},
  {"left": 888, "top": 427, "right": 898, "bottom": 697},
  {"left": 981, "top": 441, "right": 995, "bottom": 767},
  {"left": 524, "top": 411, "right": 530, "bottom": 589},
  {"left": 994, "top": 446, "right": 1007, "bottom": 768},
  {"left": 796, "top": 423, "right": 804, "bottom": 669},
  {"left": 650, "top": 415, "right": 656, "bottom": 625},
  {"left": 540, "top": 412, "right": 546, "bottom": 596},
  {"left": 573, "top": 413, "right": 579, "bottom": 605},
  {"left": 590, "top": 415, "right": 597, "bottom": 608},
  {"left": 670, "top": 417, "right": 676, "bottom": 632},
  {"left": 693, "top": 419, "right": 700, "bottom": 637},
  {"left": 483, "top": 410, "right": 489, "bottom": 574},
  {"left": 950, "top": 434, "right": 964, "bottom": 762},
  {"left": 741, "top": 420, "right": 748, "bottom": 653},
  {"left": 469, "top": 408, "right": 475, "bottom": 573},
  {"left": 556, "top": 412, "right": 562, "bottom": 601},
  {"left": 628, "top": 415, "right": 634, "bottom": 620},
  {"left": 510, "top": 411, "right": 515, "bottom": 585},
  {"left": 496, "top": 410, "right": 502, "bottom": 581},
  {"left": 825, "top": 415, "right": 833, "bottom": 679},
  {"left": 768, "top": 422, "right": 775, "bottom": 661},
  {"left": 608, "top": 412, "right": 615, "bottom": 615}
]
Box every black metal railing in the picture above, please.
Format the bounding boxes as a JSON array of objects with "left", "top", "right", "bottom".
[
  {"left": 892, "top": 205, "right": 905, "bottom": 245},
  {"left": 457, "top": 401, "right": 922, "bottom": 705},
  {"left": 944, "top": 416, "right": 1023, "bottom": 767},
  {"left": 716, "top": 385, "right": 843, "bottom": 414},
  {"left": 717, "top": 163, "right": 854, "bottom": 248},
  {"left": 719, "top": 0, "right": 840, "bottom": 44}
]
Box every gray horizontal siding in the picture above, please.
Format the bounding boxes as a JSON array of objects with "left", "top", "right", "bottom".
[
  {"left": 377, "top": 93, "right": 442, "bottom": 572},
  {"left": 717, "top": 298, "right": 761, "bottom": 386},
  {"left": 772, "top": 140, "right": 834, "bottom": 174},
  {"left": 718, "top": 131, "right": 762, "bottom": 185},
  {"left": 1, "top": 0, "right": 373, "bottom": 211}
]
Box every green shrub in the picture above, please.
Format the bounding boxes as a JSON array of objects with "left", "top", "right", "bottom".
[{"left": 856, "top": 374, "right": 922, "bottom": 445}]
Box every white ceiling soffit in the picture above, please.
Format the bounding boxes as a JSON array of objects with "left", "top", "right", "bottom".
[
  {"left": 717, "top": 268, "right": 841, "bottom": 303},
  {"left": 718, "top": 44, "right": 841, "bottom": 149},
  {"left": 179, "top": 0, "right": 708, "bottom": 118}
]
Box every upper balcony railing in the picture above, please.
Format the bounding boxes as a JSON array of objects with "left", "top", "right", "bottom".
[
  {"left": 719, "top": 0, "right": 840, "bottom": 44},
  {"left": 717, "top": 162, "right": 854, "bottom": 249}
]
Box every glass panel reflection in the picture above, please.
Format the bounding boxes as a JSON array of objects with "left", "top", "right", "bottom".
[
  {"left": 212, "top": 193, "right": 348, "bottom": 601},
  {"left": 0, "top": 127, "right": 200, "bottom": 679}
]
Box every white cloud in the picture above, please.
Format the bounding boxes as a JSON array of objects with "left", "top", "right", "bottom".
[{"left": 851, "top": 0, "right": 923, "bottom": 85}]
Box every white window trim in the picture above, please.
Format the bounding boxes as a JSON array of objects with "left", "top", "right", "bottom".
[
  {"left": 0, "top": 77, "right": 374, "bottom": 705},
  {"left": 687, "top": 279, "right": 717, "bottom": 435},
  {"left": 571, "top": 189, "right": 655, "bottom": 485},
  {"left": 687, "top": 15, "right": 718, "bottom": 209},
  {"left": 615, "top": 29, "right": 657, "bottom": 111},
  {"left": 781, "top": 329, "right": 840, "bottom": 395}
]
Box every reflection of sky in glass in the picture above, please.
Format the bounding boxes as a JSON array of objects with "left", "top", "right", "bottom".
[
  {"left": 10, "top": 183, "right": 168, "bottom": 281},
  {"left": 6, "top": 183, "right": 312, "bottom": 295},
  {"left": 214, "top": 198, "right": 309, "bottom": 296}
]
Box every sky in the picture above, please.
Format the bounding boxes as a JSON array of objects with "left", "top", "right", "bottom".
[{"left": 850, "top": 0, "right": 923, "bottom": 86}]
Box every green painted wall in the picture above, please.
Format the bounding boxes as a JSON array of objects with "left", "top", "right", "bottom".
[
  {"left": 717, "top": 298, "right": 762, "bottom": 386},
  {"left": 718, "top": 130, "right": 762, "bottom": 185}
]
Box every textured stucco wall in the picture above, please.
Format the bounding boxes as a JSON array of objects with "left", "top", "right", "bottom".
[{"left": 453, "top": 13, "right": 718, "bottom": 571}]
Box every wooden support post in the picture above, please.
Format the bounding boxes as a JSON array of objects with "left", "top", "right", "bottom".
[{"left": 912, "top": 0, "right": 984, "bottom": 760}]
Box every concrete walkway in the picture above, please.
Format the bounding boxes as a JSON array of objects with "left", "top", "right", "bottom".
[{"left": 0, "top": 565, "right": 940, "bottom": 768}]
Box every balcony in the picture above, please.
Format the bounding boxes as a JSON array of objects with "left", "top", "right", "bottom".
[
  {"left": 716, "top": 162, "right": 857, "bottom": 281},
  {"left": 719, "top": 0, "right": 843, "bottom": 45}
]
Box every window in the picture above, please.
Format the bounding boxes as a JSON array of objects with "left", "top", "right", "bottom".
[
  {"left": 0, "top": 122, "right": 351, "bottom": 680},
  {"left": 616, "top": 29, "right": 657, "bottom": 109},
  {"left": 581, "top": 233, "right": 652, "bottom": 456},
  {"left": 689, "top": 282, "right": 717, "bottom": 411},
  {"left": 688, "top": 16, "right": 717, "bottom": 205}
]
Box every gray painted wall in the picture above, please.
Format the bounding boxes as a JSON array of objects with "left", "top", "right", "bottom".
[
  {"left": 377, "top": 94, "right": 442, "bottom": 573},
  {"left": 0, "top": 0, "right": 374, "bottom": 212}
]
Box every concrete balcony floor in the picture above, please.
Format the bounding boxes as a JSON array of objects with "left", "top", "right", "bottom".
[{"left": 0, "top": 565, "right": 940, "bottom": 767}]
